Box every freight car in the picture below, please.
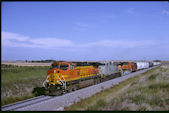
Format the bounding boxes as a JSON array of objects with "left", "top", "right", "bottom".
[
  {"left": 136, "top": 62, "right": 148, "bottom": 70},
  {"left": 136, "top": 62, "right": 143, "bottom": 70},
  {"left": 130, "top": 62, "right": 137, "bottom": 72},
  {"left": 152, "top": 62, "right": 161, "bottom": 66},
  {"left": 145, "top": 62, "right": 150, "bottom": 69}
]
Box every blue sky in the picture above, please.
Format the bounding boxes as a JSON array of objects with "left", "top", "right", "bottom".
[{"left": 2, "top": 1, "right": 169, "bottom": 61}]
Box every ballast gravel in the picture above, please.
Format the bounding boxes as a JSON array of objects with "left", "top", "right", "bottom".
[{"left": 15, "top": 67, "right": 156, "bottom": 111}]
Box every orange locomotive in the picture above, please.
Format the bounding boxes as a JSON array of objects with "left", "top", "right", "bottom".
[
  {"left": 43, "top": 61, "right": 99, "bottom": 95},
  {"left": 118, "top": 62, "right": 132, "bottom": 75},
  {"left": 118, "top": 62, "right": 137, "bottom": 75},
  {"left": 118, "top": 62, "right": 132, "bottom": 70}
]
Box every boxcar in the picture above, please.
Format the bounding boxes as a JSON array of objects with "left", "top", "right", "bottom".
[{"left": 131, "top": 62, "right": 137, "bottom": 72}]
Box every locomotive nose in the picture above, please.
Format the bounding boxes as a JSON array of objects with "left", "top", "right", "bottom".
[{"left": 47, "top": 71, "right": 62, "bottom": 86}]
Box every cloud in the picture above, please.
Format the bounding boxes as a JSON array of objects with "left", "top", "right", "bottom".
[
  {"left": 162, "top": 10, "right": 169, "bottom": 15},
  {"left": 2, "top": 31, "right": 158, "bottom": 50},
  {"left": 2, "top": 31, "right": 73, "bottom": 48},
  {"left": 30, "top": 38, "right": 73, "bottom": 48},
  {"left": 78, "top": 40, "right": 156, "bottom": 48}
]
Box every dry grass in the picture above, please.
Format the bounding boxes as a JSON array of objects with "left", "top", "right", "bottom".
[
  {"left": 65, "top": 65, "right": 169, "bottom": 111},
  {"left": 1, "top": 61, "right": 51, "bottom": 66}
]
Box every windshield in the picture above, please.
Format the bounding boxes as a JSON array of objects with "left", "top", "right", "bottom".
[
  {"left": 123, "top": 62, "right": 129, "bottom": 65},
  {"left": 51, "top": 64, "right": 59, "bottom": 69},
  {"left": 98, "top": 63, "right": 105, "bottom": 66},
  {"left": 60, "top": 65, "right": 69, "bottom": 70}
]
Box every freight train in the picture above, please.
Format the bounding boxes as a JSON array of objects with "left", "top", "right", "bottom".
[{"left": 33, "top": 61, "right": 161, "bottom": 96}]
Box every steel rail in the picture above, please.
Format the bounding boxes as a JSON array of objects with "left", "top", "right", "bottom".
[{"left": 2, "top": 95, "right": 54, "bottom": 111}]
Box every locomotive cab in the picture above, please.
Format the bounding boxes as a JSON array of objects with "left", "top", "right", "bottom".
[{"left": 44, "top": 62, "right": 76, "bottom": 88}]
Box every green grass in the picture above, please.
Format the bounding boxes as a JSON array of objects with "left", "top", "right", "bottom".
[
  {"left": 1, "top": 64, "right": 49, "bottom": 84},
  {"left": 148, "top": 74, "right": 158, "bottom": 80},
  {"left": 1, "top": 64, "right": 50, "bottom": 105},
  {"left": 65, "top": 65, "right": 169, "bottom": 111}
]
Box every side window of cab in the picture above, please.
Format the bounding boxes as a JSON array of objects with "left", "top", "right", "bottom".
[
  {"left": 51, "top": 64, "right": 58, "bottom": 69},
  {"left": 70, "top": 65, "right": 74, "bottom": 70},
  {"left": 60, "top": 65, "right": 69, "bottom": 70}
]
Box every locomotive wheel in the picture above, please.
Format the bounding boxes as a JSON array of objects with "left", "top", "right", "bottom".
[
  {"left": 49, "top": 89, "right": 62, "bottom": 96},
  {"left": 68, "top": 88, "right": 73, "bottom": 92},
  {"left": 66, "top": 89, "right": 69, "bottom": 93},
  {"left": 94, "top": 78, "right": 100, "bottom": 84},
  {"left": 67, "top": 86, "right": 73, "bottom": 93},
  {"left": 104, "top": 77, "right": 108, "bottom": 81},
  {"left": 97, "top": 78, "right": 101, "bottom": 84},
  {"left": 72, "top": 85, "right": 78, "bottom": 91},
  {"left": 94, "top": 79, "right": 97, "bottom": 84}
]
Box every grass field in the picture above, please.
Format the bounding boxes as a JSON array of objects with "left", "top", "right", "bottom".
[
  {"left": 64, "top": 64, "right": 169, "bottom": 111},
  {"left": 1, "top": 64, "right": 50, "bottom": 105}
]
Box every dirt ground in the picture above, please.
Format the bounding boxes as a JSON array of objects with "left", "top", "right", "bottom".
[{"left": 1, "top": 61, "right": 51, "bottom": 66}]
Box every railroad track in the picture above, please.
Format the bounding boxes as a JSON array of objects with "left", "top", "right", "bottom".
[{"left": 1, "top": 95, "right": 54, "bottom": 111}]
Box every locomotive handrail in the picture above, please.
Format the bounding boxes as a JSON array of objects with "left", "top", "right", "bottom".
[
  {"left": 43, "top": 76, "right": 49, "bottom": 87},
  {"left": 120, "top": 68, "right": 123, "bottom": 76},
  {"left": 61, "top": 75, "right": 66, "bottom": 89},
  {"left": 54, "top": 73, "right": 66, "bottom": 90}
]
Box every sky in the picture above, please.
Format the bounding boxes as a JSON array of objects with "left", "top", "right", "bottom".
[{"left": 1, "top": 1, "right": 169, "bottom": 61}]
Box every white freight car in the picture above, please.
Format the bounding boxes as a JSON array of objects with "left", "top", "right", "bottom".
[
  {"left": 136, "top": 62, "right": 149, "bottom": 70},
  {"left": 153, "top": 62, "right": 161, "bottom": 66},
  {"left": 144, "top": 62, "right": 149, "bottom": 69}
]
